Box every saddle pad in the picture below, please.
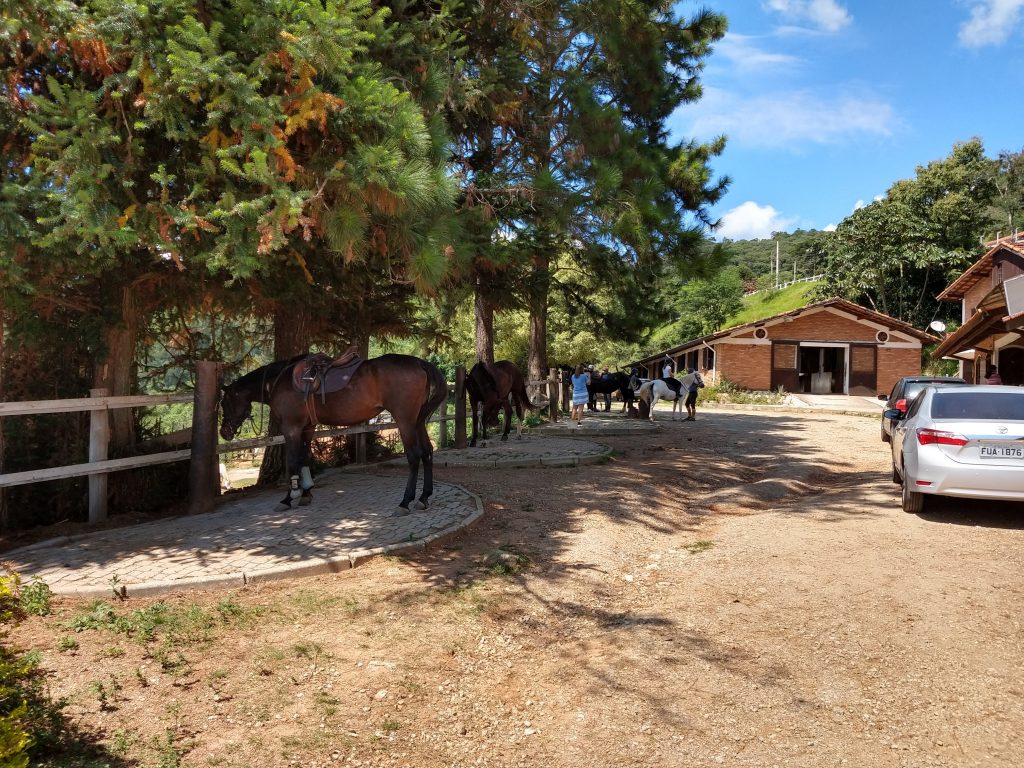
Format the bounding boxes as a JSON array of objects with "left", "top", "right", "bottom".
[
  {"left": 291, "top": 354, "right": 362, "bottom": 396},
  {"left": 320, "top": 358, "right": 362, "bottom": 394}
]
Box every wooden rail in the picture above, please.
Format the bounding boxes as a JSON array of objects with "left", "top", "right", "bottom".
[{"left": 0, "top": 364, "right": 569, "bottom": 522}]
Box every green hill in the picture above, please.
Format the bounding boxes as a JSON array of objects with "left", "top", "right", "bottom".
[{"left": 724, "top": 280, "right": 821, "bottom": 329}]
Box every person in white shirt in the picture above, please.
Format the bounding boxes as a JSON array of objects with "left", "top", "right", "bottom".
[{"left": 662, "top": 359, "right": 673, "bottom": 378}]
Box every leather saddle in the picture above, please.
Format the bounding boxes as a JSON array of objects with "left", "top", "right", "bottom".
[{"left": 292, "top": 347, "right": 362, "bottom": 400}]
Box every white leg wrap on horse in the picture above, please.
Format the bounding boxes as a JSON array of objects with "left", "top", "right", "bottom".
[
  {"left": 300, "top": 466, "right": 314, "bottom": 491},
  {"left": 289, "top": 475, "right": 302, "bottom": 500}
]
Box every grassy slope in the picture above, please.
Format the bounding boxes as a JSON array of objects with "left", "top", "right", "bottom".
[{"left": 724, "top": 281, "right": 821, "bottom": 329}]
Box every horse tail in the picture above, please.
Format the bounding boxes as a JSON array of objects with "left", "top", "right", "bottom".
[
  {"left": 516, "top": 378, "right": 541, "bottom": 411},
  {"left": 418, "top": 359, "right": 448, "bottom": 425},
  {"left": 637, "top": 380, "right": 654, "bottom": 402}
]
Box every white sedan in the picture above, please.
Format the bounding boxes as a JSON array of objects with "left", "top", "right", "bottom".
[{"left": 887, "top": 385, "right": 1024, "bottom": 513}]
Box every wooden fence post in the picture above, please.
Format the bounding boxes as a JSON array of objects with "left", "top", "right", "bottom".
[
  {"left": 188, "top": 361, "right": 221, "bottom": 515},
  {"left": 561, "top": 375, "right": 571, "bottom": 414},
  {"left": 88, "top": 388, "right": 110, "bottom": 524},
  {"left": 454, "top": 366, "right": 467, "bottom": 449},
  {"left": 548, "top": 368, "right": 558, "bottom": 423},
  {"left": 438, "top": 392, "right": 450, "bottom": 449}
]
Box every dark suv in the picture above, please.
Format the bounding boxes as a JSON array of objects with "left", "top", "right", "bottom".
[{"left": 879, "top": 375, "right": 966, "bottom": 442}]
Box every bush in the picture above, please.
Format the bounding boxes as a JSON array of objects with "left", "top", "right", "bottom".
[
  {"left": 703, "top": 379, "right": 787, "bottom": 405},
  {"left": 0, "top": 568, "right": 63, "bottom": 767}
]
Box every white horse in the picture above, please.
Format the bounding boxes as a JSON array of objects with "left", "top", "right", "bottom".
[{"left": 638, "top": 371, "right": 701, "bottom": 421}]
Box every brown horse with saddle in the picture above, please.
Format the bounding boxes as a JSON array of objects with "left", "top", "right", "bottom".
[{"left": 220, "top": 350, "right": 446, "bottom": 513}]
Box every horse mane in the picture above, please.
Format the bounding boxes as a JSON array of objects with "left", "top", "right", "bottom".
[{"left": 228, "top": 355, "right": 304, "bottom": 391}]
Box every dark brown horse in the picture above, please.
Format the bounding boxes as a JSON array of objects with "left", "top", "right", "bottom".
[
  {"left": 465, "top": 361, "right": 534, "bottom": 446},
  {"left": 220, "top": 354, "right": 447, "bottom": 512}
]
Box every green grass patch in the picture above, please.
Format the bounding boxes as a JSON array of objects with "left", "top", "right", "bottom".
[
  {"left": 684, "top": 540, "right": 715, "bottom": 554},
  {"left": 725, "top": 281, "right": 820, "bottom": 328}
]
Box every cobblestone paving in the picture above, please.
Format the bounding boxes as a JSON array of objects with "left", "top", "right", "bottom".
[{"left": 6, "top": 473, "right": 482, "bottom": 598}]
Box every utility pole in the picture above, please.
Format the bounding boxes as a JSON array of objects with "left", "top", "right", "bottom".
[{"left": 775, "top": 241, "right": 780, "bottom": 288}]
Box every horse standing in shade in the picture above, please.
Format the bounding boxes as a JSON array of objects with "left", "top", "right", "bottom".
[
  {"left": 220, "top": 353, "right": 447, "bottom": 513},
  {"left": 587, "top": 370, "right": 638, "bottom": 413},
  {"left": 637, "top": 370, "right": 702, "bottom": 422},
  {"left": 465, "top": 360, "right": 535, "bottom": 446}
]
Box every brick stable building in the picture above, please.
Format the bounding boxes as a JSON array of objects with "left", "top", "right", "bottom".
[{"left": 633, "top": 297, "right": 935, "bottom": 396}]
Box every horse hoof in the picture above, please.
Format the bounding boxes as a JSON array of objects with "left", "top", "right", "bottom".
[
  {"left": 410, "top": 500, "right": 427, "bottom": 511},
  {"left": 500, "top": 435, "right": 508, "bottom": 442},
  {"left": 394, "top": 506, "right": 411, "bottom": 517},
  {"left": 298, "top": 496, "right": 312, "bottom": 506},
  {"left": 275, "top": 502, "right": 291, "bottom": 512}
]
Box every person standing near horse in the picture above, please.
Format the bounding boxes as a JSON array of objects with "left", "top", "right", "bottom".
[
  {"left": 571, "top": 364, "right": 591, "bottom": 426},
  {"left": 586, "top": 364, "right": 598, "bottom": 410},
  {"left": 600, "top": 367, "right": 613, "bottom": 411},
  {"left": 684, "top": 367, "right": 704, "bottom": 421}
]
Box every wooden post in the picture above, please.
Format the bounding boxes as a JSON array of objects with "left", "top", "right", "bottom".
[
  {"left": 88, "top": 388, "right": 110, "bottom": 524},
  {"left": 548, "top": 368, "right": 558, "bottom": 423},
  {"left": 188, "top": 361, "right": 221, "bottom": 515},
  {"left": 454, "top": 366, "right": 467, "bottom": 449},
  {"left": 561, "top": 375, "right": 571, "bottom": 414},
  {"left": 438, "top": 392, "right": 449, "bottom": 449}
]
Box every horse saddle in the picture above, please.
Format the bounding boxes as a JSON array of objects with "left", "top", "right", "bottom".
[{"left": 292, "top": 348, "right": 362, "bottom": 400}]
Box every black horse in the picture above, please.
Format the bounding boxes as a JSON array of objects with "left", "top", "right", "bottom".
[
  {"left": 465, "top": 360, "right": 534, "bottom": 446},
  {"left": 587, "top": 371, "right": 637, "bottom": 413},
  {"left": 220, "top": 353, "right": 447, "bottom": 513}
]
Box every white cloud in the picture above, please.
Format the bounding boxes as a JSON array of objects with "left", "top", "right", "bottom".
[
  {"left": 959, "top": 0, "right": 1024, "bottom": 47},
  {"left": 852, "top": 199, "right": 865, "bottom": 211},
  {"left": 823, "top": 223, "right": 837, "bottom": 232},
  {"left": 716, "top": 201, "right": 798, "bottom": 240},
  {"left": 716, "top": 33, "right": 803, "bottom": 73},
  {"left": 763, "top": 0, "right": 852, "bottom": 32},
  {"left": 683, "top": 88, "right": 899, "bottom": 148}
]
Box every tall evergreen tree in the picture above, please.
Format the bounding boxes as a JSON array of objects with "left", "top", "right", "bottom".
[{"left": 488, "top": 0, "right": 729, "bottom": 381}]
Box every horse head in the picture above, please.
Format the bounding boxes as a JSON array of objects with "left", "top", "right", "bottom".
[{"left": 219, "top": 382, "right": 253, "bottom": 440}]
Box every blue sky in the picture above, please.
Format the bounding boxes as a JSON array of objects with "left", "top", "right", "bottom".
[{"left": 670, "top": 0, "right": 1024, "bottom": 240}]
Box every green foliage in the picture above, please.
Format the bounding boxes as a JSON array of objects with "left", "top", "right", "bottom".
[
  {"left": 0, "top": 569, "right": 68, "bottom": 766},
  {"left": 703, "top": 379, "right": 786, "bottom": 404},
  {"left": 716, "top": 229, "right": 829, "bottom": 284},
  {"left": 820, "top": 139, "right": 998, "bottom": 329}
]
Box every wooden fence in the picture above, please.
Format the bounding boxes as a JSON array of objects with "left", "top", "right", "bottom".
[{"left": 0, "top": 365, "right": 565, "bottom": 524}]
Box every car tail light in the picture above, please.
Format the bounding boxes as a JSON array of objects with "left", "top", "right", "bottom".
[
  {"left": 916, "top": 428, "right": 968, "bottom": 447},
  {"left": 895, "top": 398, "right": 907, "bottom": 412}
]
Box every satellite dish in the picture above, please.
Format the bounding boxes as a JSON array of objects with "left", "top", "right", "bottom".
[{"left": 929, "top": 320, "right": 947, "bottom": 333}]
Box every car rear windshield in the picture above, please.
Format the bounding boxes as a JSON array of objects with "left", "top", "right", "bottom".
[
  {"left": 905, "top": 381, "right": 963, "bottom": 400},
  {"left": 931, "top": 391, "right": 1024, "bottom": 420}
]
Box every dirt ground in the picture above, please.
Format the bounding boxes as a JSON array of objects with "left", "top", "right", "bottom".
[{"left": 8, "top": 407, "right": 1024, "bottom": 767}]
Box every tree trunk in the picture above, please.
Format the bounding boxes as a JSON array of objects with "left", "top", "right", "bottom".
[
  {"left": 526, "top": 253, "right": 550, "bottom": 388},
  {"left": 0, "top": 314, "right": 6, "bottom": 530},
  {"left": 257, "top": 305, "right": 313, "bottom": 486},
  {"left": 347, "top": 336, "right": 371, "bottom": 464},
  {"left": 94, "top": 289, "right": 139, "bottom": 453},
  {"left": 474, "top": 283, "right": 495, "bottom": 364}
]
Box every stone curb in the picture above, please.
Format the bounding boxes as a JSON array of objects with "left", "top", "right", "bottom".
[{"left": 34, "top": 482, "right": 486, "bottom": 600}]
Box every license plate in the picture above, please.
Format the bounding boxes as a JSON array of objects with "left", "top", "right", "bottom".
[{"left": 980, "top": 445, "right": 1024, "bottom": 458}]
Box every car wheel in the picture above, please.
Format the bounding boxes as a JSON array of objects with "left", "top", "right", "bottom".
[{"left": 901, "top": 474, "right": 925, "bottom": 514}]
